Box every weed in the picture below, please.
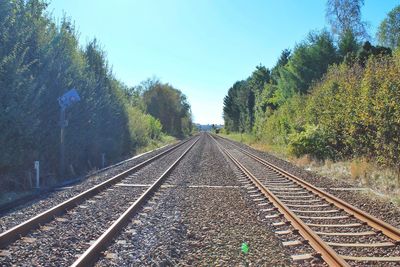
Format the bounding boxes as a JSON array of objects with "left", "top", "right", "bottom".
[
  {"left": 350, "top": 159, "right": 369, "bottom": 181},
  {"left": 294, "top": 155, "right": 312, "bottom": 168}
]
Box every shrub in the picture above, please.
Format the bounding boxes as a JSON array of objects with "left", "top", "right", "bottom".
[{"left": 289, "top": 125, "right": 334, "bottom": 160}]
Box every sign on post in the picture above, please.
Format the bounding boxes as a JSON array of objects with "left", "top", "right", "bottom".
[
  {"left": 58, "top": 88, "right": 81, "bottom": 109},
  {"left": 58, "top": 88, "right": 81, "bottom": 177}
]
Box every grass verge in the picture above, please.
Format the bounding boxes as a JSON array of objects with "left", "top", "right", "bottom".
[
  {"left": 0, "top": 134, "right": 178, "bottom": 211},
  {"left": 220, "top": 133, "right": 400, "bottom": 206},
  {"left": 219, "top": 133, "right": 288, "bottom": 159},
  {"left": 136, "top": 134, "right": 177, "bottom": 154}
]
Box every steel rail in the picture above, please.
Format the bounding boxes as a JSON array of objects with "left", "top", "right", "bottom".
[
  {"left": 211, "top": 135, "right": 349, "bottom": 267},
  {"left": 71, "top": 136, "right": 200, "bottom": 267},
  {"left": 215, "top": 134, "right": 400, "bottom": 242},
  {"left": 0, "top": 137, "right": 194, "bottom": 249}
]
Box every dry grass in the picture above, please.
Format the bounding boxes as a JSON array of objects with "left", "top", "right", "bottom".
[
  {"left": 325, "top": 159, "right": 333, "bottom": 169},
  {"left": 291, "top": 154, "right": 312, "bottom": 168},
  {"left": 219, "top": 133, "right": 288, "bottom": 159},
  {"left": 307, "top": 158, "right": 400, "bottom": 203},
  {"left": 349, "top": 158, "right": 369, "bottom": 181},
  {"left": 252, "top": 142, "right": 274, "bottom": 153},
  {"left": 136, "top": 134, "right": 177, "bottom": 154},
  {"left": 219, "top": 133, "right": 400, "bottom": 205}
]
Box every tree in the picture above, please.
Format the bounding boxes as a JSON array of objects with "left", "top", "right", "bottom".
[
  {"left": 270, "top": 49, "right": 291, "bottom": 84},
  {"left": 377, "top": 5, "right": 400, "bottom": 49},
  {"left": 356, "top": 41, "right": 391, "bottom": 66},
  {"left": 326, "top": 0, "right": 369, "bottom": 40},
  {"left": 248, "top": 65, "right": 270, "bottom": 94},
  {"left": 223, "top": 81, "right": 241, "bottom": 132},
  {"left": 275, "top": 30, "right": 338, "bottom": 98},
  {"left": 223, "top": 80, "right": 253, "bottom": 132},
  {"left": 247, "top": 65, "right": 270, "bottom": 130},
  {"left": 143, "top": 82, "right": 192, "bottom": 137},
  {"left": 338, "top": 29, "right": 360, "bottom": 58},
  {"left": 0, "top": 0, "right": 169, "bottom": 191}
]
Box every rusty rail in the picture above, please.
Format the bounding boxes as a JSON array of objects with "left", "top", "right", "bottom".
[
  {"left": 211, "top": 135, "right": 349, "bottom": 266},
  {"left": 0, "top": 137, "right": 194, "bottom": 248},
  {"left": 215, "top": 134, "right": 400, "bottom": 242},
  {"left": 71, "top": 136, "right": 200, "bottom": 267}
]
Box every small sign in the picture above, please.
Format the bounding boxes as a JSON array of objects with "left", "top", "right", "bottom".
[{"left": 58, "top": 89, "right": 81, "bottom": 108}]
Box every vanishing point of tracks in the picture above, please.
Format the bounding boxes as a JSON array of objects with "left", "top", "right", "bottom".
[
  {"left": 212, "top": 134, "right": 400, "bottom": 266},
  {"left": 0, "top": 136, "right": 199, "bottom": 266}
]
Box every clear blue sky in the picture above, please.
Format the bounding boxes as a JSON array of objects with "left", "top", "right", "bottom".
[{"left": 48, "top": 0, "right": 399, "bottom": 125}]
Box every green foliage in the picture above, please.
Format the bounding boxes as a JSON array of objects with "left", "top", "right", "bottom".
[
  {"left": 227, "top": 30, "right": 338, "bottom": 137},
  {"left": 358, "top": 51, "right": 400, "bottom": 168},
  {"left": 338, "top": 29, "right": 360, "bottom": 59},
  {"left": 252, "top": 30, "right": 339, "bottom": 112},
  {"left": 283, "top": 30, "right": 338, "bottom": 95},
  {"left": 0, "top": 1, "right": 186, "bottom": 192},
  {"left": 222, "top": 2, "right": 400, "bottom": 174},
  {"left": 257, "top": 95, "right": 306, "bottom": 145},
  {"left": 125, "top": 105, "right": 162, "bottom": 147},
  {"left": 248, "top": 65, "right": 271, "bottom": 94},
  {"left": 223, "top": 65, "right": 271, "bottom": 133},
  {"left": 142, "top": 79, "right": 192, "bottom": 137},
  {"left": 377, "top": 5, "right": 400, "bottom": 49},
  {"left": 355, "top": 41, "right": 392, "bottom": 66},
  {"left": 223, "top": 81, "right": 249, "bottom": 132},
  {"left": 270, "top": 49, "right": 291, "bottom": 84},
  {"left": 306, "top": 63, "right": 364, "bottom": 158},
  {"left": 289, "top": 125, "right": 334, "bottom": 160}
]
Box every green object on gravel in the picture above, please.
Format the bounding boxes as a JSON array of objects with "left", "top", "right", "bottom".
[{"left": 241, "top": 242, "right": 249, "bottom": 254}]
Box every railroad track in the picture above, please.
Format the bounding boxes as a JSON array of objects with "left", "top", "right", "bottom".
[
  {"left": 212, "top": 134, "right": 400, "bottom": 266},
  {"left": 0, "top": 136, "right": 199, "bottom": 266}
]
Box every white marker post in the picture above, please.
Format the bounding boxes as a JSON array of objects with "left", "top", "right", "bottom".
[
  {"left": 34, "top": 161, "right": 40, "bottom": 188},
  {"left": 101, "top": 153, "right": 106, "bottom": 168}
]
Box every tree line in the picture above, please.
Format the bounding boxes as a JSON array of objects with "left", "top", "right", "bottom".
[
  {"left": 223, "top": 0, "right": 400, "bottom": 171},
  {"left": 0, "top": 0, "right": 192, "bottom": 192}
]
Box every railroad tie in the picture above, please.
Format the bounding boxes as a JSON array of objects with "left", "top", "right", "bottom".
[
  {"left": 326, "top": 241, "right": 395, "bottom": 248},
  {"left": 291, "top": 253, "right": 315, "bottom": 262},
  {"left": 282, "top": 240, "right": 305, "bottom": 247}
]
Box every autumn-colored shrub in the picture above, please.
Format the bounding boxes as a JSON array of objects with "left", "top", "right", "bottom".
[
  {"left": 253, "top": 50, "right": 400, "bottom": 176},
  {"left": 305, "top": 51, "right": 400, "bottom": 170}
]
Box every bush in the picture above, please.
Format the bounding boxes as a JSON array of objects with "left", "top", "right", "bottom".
[
  {"left": 289, "top": 125, "right": 334, "bottom": 160},
  {"left": 125, "top": 105, "right": 163, "bottom": 149},
  {"left": 258, "top": 95, "right": 306, "bottom": 145}
]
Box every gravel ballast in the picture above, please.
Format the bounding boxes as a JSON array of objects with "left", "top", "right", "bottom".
[
  {"left": 217, "top": 135, "right": 400, "bottom": 229},
  {"left": 96, "top": 133, "right": 292, "bottom": 266},
  {"left": 0, "top": 140, "right": 184, "bottom": 232},
  {"left": 3, "top": 133, "right": 397, "bottom": 266},
  {"left": 216, "top": 134, "right": 400, "bottom": 266},
  {"left": 0, "top": 139, "right": 196, "bottom": 266}
]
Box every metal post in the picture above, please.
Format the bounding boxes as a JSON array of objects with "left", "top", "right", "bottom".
[{"left": 60, "top": 106, "right": 66, "bottom": 177}]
